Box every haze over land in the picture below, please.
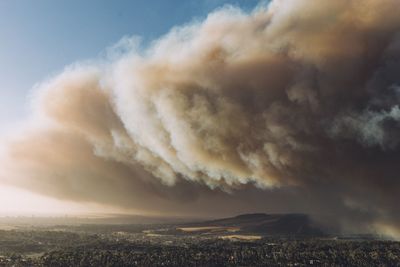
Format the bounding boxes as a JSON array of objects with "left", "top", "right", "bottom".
[{"left": 2, "top": 0, "right": 400, "bottom": 238}]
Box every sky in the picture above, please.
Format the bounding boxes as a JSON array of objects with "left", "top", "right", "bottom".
[
  {"left": 1, "top": 0, "right": 400, "bottom": 238},
  {"left": 0, "top": 0, "right": 259, "bottom": 131}
]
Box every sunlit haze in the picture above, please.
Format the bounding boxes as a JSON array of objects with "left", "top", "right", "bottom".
[{"left": 0, "top": 184, "right": 130, "bottom": 216}]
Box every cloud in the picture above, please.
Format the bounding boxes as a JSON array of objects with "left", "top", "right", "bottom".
[{"left": 2, "top": 0, "right": 400, "bottom": 236}]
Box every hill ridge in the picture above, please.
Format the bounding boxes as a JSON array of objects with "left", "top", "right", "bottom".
[{"left": 187, "top": 213, "right": 324, "bottom": 236}]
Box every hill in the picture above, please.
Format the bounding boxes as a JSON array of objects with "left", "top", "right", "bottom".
[{"left": 182, "top": 213, "right": 325, "bottom": 237}]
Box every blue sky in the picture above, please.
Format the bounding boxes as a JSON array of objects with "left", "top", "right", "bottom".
[{"left": 0, "top": 0, "right": 260, "bottom": 129}]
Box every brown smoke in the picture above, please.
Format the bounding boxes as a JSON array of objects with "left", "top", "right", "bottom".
[{"left": 2, "top": 0, "right": 400, "bottom": 236}]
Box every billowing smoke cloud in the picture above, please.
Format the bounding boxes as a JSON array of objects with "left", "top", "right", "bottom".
[{"left": 2, "top": 0, "right": 400, "bottom": 236}]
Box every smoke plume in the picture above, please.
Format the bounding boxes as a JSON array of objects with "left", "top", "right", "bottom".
[{"left": 2, "top": 0, "right": 400, "bottom": 236}]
